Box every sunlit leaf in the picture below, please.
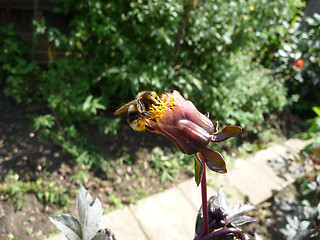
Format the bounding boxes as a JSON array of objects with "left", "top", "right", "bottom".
[
  {"left": 49, "top": 214, "right": 82, "bottom": 240},
  {"left": 77, "top": 185, "right": 102, "bottom": 240},
  {"left": 193, "top": 154, "right": 204, "bottom": 186}
]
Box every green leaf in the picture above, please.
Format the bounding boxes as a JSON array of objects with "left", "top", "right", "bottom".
[
  {"left": 193, "top": 154, "right": 203, "bottom": 186},
  {"left": 312, "top": 106, "right": 320, "bottom": 117},
  {"left": 82, "top": 95, "right": 93, "bottom": 112}
]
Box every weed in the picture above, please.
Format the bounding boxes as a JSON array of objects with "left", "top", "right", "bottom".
[
  {"left": 0, "top": 170, "right": 70, "bottom": 210},
  {"left": 107, "top": 193, "right": 123, "bottom": 210},
  {"left": 127, "top": 187, "right": 151, "bottom": 204},
  {"left": 149, "top": 147, "right": 193, "bottom": 184}
]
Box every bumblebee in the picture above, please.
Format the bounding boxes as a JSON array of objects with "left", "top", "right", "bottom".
[{"left": 114, "top": 91, "right": 159, "bottom": 131}]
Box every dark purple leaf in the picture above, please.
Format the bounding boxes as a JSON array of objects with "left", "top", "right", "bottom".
[
  {"left": 200, "top": 148, "right": 227, "bottom": 174},
  {"left": 211, "top": 126, "right": 242, "bottom": 142}
]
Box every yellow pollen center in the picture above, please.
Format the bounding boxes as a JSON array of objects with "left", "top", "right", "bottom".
[{"left": 148, "top": 92, "right": 176, "bottom": 119}]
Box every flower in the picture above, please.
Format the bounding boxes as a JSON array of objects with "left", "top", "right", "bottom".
[
  {"left": 293, "top": 59, "right": 305, "bottom": 70},
  {"left": 145, "top": 90, "right": 242, "bottom": 184},
  {"left": 118, "top": 90, "right": 242, "bottom": 185}
]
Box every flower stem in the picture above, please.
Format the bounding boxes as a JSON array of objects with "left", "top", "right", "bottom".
[{"left": 199, "top": 153, "right": 209, "bottom": 236}]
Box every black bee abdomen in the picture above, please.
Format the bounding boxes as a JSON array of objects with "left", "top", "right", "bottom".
[{"left": 127, "top": 105, "right": 139, "bottom": 124}]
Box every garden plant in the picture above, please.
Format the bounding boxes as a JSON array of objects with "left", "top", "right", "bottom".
[{"left": 51, "top": 90, "right": 258, "bottom": 239}]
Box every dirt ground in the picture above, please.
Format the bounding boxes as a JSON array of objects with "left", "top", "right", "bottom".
[{"left": 0, "top": 92, "right": 310, "bottom": 240}]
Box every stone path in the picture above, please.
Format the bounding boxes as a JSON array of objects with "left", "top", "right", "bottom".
[{"left": 48, "top": 138, "right": 312, "bottom": 240}]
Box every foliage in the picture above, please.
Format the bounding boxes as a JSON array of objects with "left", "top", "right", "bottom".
[
  {"left": 0, "top": 170, "right": 70, "bottom": 210},
  {"left": 267, "top": 111, "right": 320, "bottom": 240},
  {"left": 50, "top": 185, "right": 116, "bottom": 240},
  {"left": 0, "top": 24, "right": 39, "bottom": 104},
  {"left": 272, "top": 13, "right": 320, "bottom": 118},
  {"left": 306, "top": 107, "right": 320, "bottom": 138},
  {"left": 195, "top": 53, "right": 288, "bottom": 128},
  {"left": 195, "top": 188, "right": 256, "bottom": 240},
  {"left": 150, "top": 147, "right": 193, "bottom": 183},
  {"left": 0, "top": 0, "right": 307, "bottom": 173},
  {"left": 276, "top": 175, "right": 320, "bottom": 240}
]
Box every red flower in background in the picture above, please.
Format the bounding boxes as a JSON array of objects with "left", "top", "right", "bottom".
[{"left": 293, "top": 59, "right": 305, "bottom": 70}]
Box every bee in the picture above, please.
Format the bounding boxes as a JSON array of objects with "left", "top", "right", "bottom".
[{"left": 114, "top": 91, "right": 159, "bottom": 131}]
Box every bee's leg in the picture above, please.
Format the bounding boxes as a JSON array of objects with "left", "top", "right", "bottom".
[
  {"left": 137, "top": 99, "right": 145, "bottom": 113},
  {"left": 150, "top": 96, "right": 160, "bottom": 104},
  {"left": 142, "top": 111, "right": 153, "bottom": 117}
]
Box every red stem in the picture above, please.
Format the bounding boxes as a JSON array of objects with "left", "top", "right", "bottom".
[{"left": 199, "top": 153, "right": 209, "bottom": 236}]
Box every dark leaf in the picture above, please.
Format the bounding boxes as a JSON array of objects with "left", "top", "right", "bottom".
[
  {"left": 92, "top": 228, "right": 116, "bottom": 240},
  {"left": 200, "top": 148, "right": 227, "bottom": 173},
  {"left": 212, "top": 188, "right": 256, "bottom": 226},
  {"left": 211, "top": 126, "right": 242, "bottom": 142}
]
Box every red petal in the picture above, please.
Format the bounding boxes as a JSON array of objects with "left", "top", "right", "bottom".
[
  {"left": 176, "top": 119, "right": 211, "bottom": 148},
  {"left": 211, "top": 125, "right": 242, "bottom": 142},
  {"left": 199, "top": 148, "right": 227, "bottom": 173}
]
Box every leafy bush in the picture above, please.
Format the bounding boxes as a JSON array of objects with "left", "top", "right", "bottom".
[
  {"left": 272, "top": 13, "right": 320, "bottom": 118},
  {"left": 0, "top": 24, "right": 39, "bottom": 104},
  {"left": 0, "top": 0, "right": 306, "bottom": 171},
  {"left": 50, "top": 0, "right": 301, "bottom": 128}
]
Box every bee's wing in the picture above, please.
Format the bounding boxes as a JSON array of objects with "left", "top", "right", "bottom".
[{"left": 114, "top": 100, "right": 136, "bottom": 115}]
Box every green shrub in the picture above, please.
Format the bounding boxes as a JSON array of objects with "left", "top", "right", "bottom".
[
  {"left": 0, "top": 24, "right": 39, "bottom": 104},
  {"left": 0, "top": 0, "right": 306, "bottom": 171},
  {"left": 271, "top": 13, "right": 320, "bottom": 118},
  {"left": 51, "top": 0, "right": 301, "bottom": 126}
]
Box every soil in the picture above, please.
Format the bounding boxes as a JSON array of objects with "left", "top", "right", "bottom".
[{"left": 0, "top": 92, "right": 309, "bottom": 240}]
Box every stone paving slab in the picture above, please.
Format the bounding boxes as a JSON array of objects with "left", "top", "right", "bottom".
[
  {"left": 227, "top": 139, "right": 312, "bottom": 205},
  {"left": 47, "top": 138, "right": 310, "bottom": 240},
  {"left": 227, "top": 158, "right": 281, "bottom": 205},
  {"left": 178, "top": 174, "right": 244, "bottom": 210},
  {"left": 130, "top": 186, "right": 196, "bottom": 240},
  {"left": 100, "top": 207, "right": 149, "bottom": 240}
]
